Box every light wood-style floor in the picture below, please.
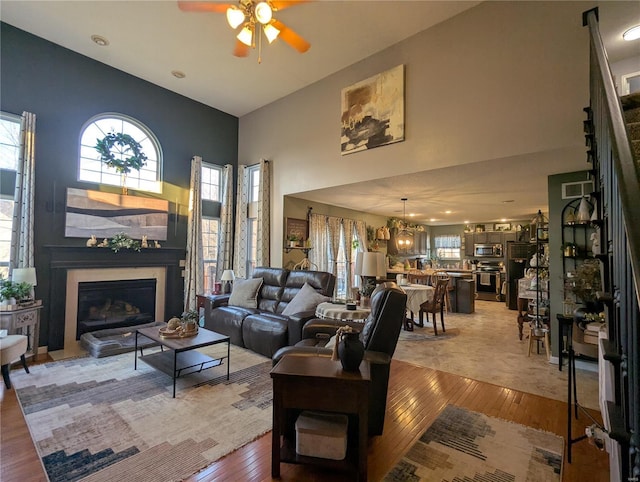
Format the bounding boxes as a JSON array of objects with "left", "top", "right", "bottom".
[{"left": 1, "top": 356, "right": 609, "bottom": 481}]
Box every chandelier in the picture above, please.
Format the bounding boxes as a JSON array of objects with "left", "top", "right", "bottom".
[{"left": 396, "top": 198, "right": 414, "bottom": 251}]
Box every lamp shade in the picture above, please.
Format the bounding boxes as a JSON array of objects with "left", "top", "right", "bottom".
[
  {"left": 221, "top": 270, "right": 235, "bottom": 281},
  {"left": 12, "top": 267, "right": 37, "bottom": 286},
  {"left": 355, "top": 252, "right": 385, "bottom": 278}
]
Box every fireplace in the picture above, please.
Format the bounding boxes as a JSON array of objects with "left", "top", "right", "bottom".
[
  {"left": 45, "top": 246, "right": 186, "bottom": 352},
  {"left": 76, "top": 278, "right": 157, "bottom": 338}
]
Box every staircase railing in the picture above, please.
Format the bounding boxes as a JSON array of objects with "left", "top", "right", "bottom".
[{"left": 583, "top": 8, "right": 639, "bottom": 481}]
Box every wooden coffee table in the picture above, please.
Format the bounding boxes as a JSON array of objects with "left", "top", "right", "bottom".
[{"left": 134, "top": 324, "right": 230, "bottom": 397}]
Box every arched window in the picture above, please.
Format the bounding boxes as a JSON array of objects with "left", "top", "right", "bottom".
[{"left": 79, "top": 113, "right": 162, "bottom": 193}]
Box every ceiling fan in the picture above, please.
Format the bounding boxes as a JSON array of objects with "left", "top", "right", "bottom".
[{"left": 178, "top": 1, "right": 311, "bottom": 62}]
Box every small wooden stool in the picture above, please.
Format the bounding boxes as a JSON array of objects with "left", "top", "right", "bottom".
[
  {"left": 527, "top": 324, "right": 550, "bottom": 359},
  {"left": 0, "top": 334, "right": 30, "bottom": 389}
]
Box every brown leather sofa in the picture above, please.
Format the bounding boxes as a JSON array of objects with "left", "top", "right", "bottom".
[
  {"left": 272, "top": 282, "right": 407, "bottom": 436},
  {"left": 203, "top": 267, "right": 335, "bottom": 357}
]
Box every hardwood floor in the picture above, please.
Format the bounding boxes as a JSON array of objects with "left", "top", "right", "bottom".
[{"left": 1, "top": 357, "right": 609, "bottom": 481}]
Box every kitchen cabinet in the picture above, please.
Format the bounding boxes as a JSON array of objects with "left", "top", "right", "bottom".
[
  {"left": 503, "top": 232, "right": 517, "bottom": 243},
  {"left": 487, "top": 232, "right": 503, "bottom": 244},
  {"left": 464, "top": 233, "right": 474, "bottom": 256}
]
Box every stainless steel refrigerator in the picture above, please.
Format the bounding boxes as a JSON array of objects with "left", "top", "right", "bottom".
[{"left": 505, "top": 241, "right": 536, "bottom": 310}]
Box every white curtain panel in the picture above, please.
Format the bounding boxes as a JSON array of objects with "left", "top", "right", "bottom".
[
  {"left": 327, "top": 216, "right": 342, "bottom": 278},
  {"left": 216, "top": 164, "right": 234, "bottom": 280},
  {"left": 256, "top": 159, "right": 270, "bottom": 267},
  {"left": 183, "top": 156, "right": 203, "bottom": 311},
  {"left": 355, "top": 220, "right": 368, "bottom": 253},
  {"left": 233, "top": 165, "right": 249, "bottom": 278},
  {"left": 10, "top": 111, "right": 36, "bottom": 270},
  {"left": 309, "top": 213, "right": 329, "bottom": 272},
  {"left": 342, "top": 217, "right": 355, "bottom": 296}
]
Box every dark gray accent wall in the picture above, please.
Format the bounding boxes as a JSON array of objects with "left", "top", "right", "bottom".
[{"left": 1, "top": 22, "right": 239, "bottom": 350}]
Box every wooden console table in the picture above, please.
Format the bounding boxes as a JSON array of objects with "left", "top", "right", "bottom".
[
  {"left": 270, "top": 355, "right": 371, "bottom": 481},
  {"left": 0, "top": 301, "right": 42, "bottom": 361}
]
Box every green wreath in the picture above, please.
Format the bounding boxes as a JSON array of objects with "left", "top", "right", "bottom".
[{"left": 95, "top": 132, "right": 148, "bottom": 174}]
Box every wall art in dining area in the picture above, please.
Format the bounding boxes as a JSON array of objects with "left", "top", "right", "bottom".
[
  {"left": 340, "top": 64, "right": 405, "bottom": 155},
  {"left": 65, "top": 188, "right": 169, "bottom": 241}
]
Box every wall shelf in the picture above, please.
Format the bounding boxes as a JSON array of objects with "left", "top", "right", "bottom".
[{"left": 283, "top": 246, "right": 312, "bottom": 254}]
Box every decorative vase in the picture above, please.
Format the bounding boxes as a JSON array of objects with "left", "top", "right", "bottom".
[{"left": 338, "top": 331, "right": 365, "bottom": 371}]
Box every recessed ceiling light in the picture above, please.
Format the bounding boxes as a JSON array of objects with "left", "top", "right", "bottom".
[
  {"left": 502, "top": 200, "right": 515, "bottom": 203},
  {"left": 501, "top": 218, "right": 507, "bottom": 222},
  {"left": 91, "top": 35, "right": 109, "bottom": 47},
  {"left": 445, "top": 210, "right": 452, "bottom": 214},
  {"left": 623, "top": 25, "right": 640, "bottom": 41},
  {"left": 464, "top": 220, "right": 470, "bottom": 224},
  {"left": 171, "top": 70, "right": 186, "bottom": 79},
  {"left": 408, "top": 213, "right": 416, "bottom": 217},
  {"left": 430, "top": 218, "right": 436, "bottom": 222}
]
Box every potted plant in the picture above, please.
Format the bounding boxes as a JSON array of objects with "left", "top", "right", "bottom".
[
  {"left": 181, "top": 309, "right": 200, "bottom": 332},
  {"left": 287, "top": 234, "right": 300, "bottom": 247},
  {"left": 13, "top": 281, "right": 33, "bottom": 303},
  {"left": 0, "top": 279, "right": 18, "bottom": 306}
]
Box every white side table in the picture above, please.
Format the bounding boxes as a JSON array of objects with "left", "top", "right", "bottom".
[
  {"left": 315, "top": 302, "right": 370, "bottom": 322},
  {"left": 0, "top": 300, "right": 42, "bottom": 361}
]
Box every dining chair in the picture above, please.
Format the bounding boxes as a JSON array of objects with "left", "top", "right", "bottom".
[
  {"left": 419, "top": 277, "right": 449, "bottom": 335},
  {"left": 431, "top": 270, "right": 453, "bottom": 312}
]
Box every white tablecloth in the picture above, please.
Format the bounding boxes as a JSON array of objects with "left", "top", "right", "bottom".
[
  {"left": 401, "top": 284, "right": 435, "bottom": 316},
  {"left": 315, "top": 302, "right": 370, "bottom": 321}
]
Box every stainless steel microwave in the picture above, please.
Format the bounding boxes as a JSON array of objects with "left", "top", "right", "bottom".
[{"left": 474, "top": 243, "right": 503, "bottom": 258}]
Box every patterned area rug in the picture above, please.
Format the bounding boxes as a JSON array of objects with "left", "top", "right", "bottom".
[
  {"left": 384, "top": 405, "right": 564, "bottom": 482},
  {"left": 11, "top": 344, "right": 273, "bottom": 482}
]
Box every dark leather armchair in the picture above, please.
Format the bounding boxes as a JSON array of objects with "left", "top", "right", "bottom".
[{"left": 272, "top": 282, "right": 407, "bottom": 436}]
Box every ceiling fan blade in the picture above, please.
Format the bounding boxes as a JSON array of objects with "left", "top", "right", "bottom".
[
  {"left": 233, "top": 39, "right": 251, "bottom": 57},
  {"left": 270, "top": 0, "right": 309, "bottom": 11},
  {"left": 271, "top": 19, "right": 310, "bottom": 53},
  {"left": 177, "top": 1, "right": 233, "bottom": 13}
]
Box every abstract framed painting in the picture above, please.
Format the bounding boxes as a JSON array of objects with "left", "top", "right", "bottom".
[
  {"left": 340, "top": 64, "right": 405, "bottom": 155},
  {"left": 64, "top": 188, "right": 169, "bottom": 240}
]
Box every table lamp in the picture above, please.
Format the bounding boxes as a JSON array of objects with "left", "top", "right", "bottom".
[
  {"left": 12, "top": 267, "right": 37, "bottom": 300},
  {"left": 221, "top": 269, "right": 235, "bottom": 294},
  {"left": 355, "top": 252, "right": 386, "bottom": 297}
]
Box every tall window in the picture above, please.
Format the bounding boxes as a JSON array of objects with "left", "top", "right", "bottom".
[
  {"left": 201, "top": 163, "right": 223, "bottom": 292},
  {"left": 201, "top": 163, "right": 221, "bottom": 202},
  {"left": 0, "top": 113, "right": 20, "bottom": 279},
  {"left": 435, "top": 234, "right": 461, "bottom": 260},
  {"left": 202, "top": 218, "right": 220, "bottom": 293},
  {"left": 78, "top": 113, "right": 162, "bottom": 193},
  {"left": 246, "top": 165, "right": 260, "bottom": 277}
]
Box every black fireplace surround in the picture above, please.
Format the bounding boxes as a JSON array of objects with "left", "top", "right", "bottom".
[{"left": 44, "top": 246, "right": 185, "bottom": 351}]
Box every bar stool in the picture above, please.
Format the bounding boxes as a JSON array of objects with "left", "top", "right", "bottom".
[{"left": 0, "top": 334, "right": 30, "bottom": 389}]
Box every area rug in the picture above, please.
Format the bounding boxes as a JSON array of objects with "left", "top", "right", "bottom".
[
  {"left": 383, "top": 404, "right": 563, "bottom": 482},
  {"left": 11, "top": 344, "right": 273, "bottom": 482}
]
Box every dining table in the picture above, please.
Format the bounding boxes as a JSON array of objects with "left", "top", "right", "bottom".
[{"left": 400, "top": 284, "right": 435, "bottom": 329}]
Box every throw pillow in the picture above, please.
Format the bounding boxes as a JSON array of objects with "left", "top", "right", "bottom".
[
  {"left": 281, "top": 282, "right": 331, "bottom": 316},
  {"left": 228, "top": 278, "right": 263, "bottom": 309}
]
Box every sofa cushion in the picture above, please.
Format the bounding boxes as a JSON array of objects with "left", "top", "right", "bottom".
[
  {"left": 229, "top": 277, "right": 264, "bottom": 309},
  {"left": 282, "top": 282, "right": 331, "bottom": 316}
]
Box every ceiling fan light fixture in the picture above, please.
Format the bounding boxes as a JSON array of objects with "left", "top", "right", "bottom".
[
  {"left": 237, "top": 24, "right": 254, "bottom": 46},
  {"left": 263, "top": 23, "right": 280, "bottom": 43},
  {"left": 254, "top": 2, "right": 273, "bottom": 24},
  {"left": 226, "top": 6, "right": 245, "bottom": 29}
]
